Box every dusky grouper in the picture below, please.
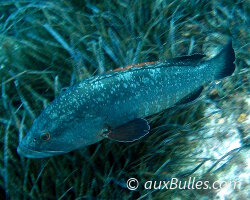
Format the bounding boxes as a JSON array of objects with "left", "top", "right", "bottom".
[{"left": 17, "top": 40, "right": 235, "bottom": 158}]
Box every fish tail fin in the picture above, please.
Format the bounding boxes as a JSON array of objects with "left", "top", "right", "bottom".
[{"left": 211, "top": 39, "right": 236, "bottom": 80}]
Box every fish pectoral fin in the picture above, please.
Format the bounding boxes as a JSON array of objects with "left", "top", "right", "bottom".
[
  {"left": 176, "top": 86, "right": 203, "bottom": 105},
  {"left": 102, "top": 118, "right": 150, "bottom": 142}
]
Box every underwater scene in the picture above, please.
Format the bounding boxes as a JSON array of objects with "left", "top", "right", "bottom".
[{"left": 0, "top": 0, "right": 249, "bottom": 199}]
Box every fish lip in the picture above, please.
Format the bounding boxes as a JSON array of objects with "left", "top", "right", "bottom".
[{"left": 17, "top": 144, "right": 66, "bottom": 158}]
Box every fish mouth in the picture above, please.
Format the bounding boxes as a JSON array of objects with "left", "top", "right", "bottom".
[{"left": 17, "top": 144, "right": 66, "bottom": 159}]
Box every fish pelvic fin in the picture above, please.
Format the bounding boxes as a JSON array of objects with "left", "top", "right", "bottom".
[{"left": 211, "top": 39, "right": 236, "bottom": 80}]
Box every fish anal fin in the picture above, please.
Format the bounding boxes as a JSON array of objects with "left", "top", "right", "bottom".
[
  {"left": 177, "top": 86, "right": 203, "bottom": 105},
  {"left": 103, "top": 118, "right": 150, "bottom": 142}
]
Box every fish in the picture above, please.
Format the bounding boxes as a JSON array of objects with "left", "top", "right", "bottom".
[{"left": 17, "top": 40, "right": 235, "bottom": 158}]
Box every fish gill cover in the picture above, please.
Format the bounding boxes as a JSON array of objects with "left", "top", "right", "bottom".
[{"left": 0, "top": 0, "right": 249, "bottom": 199}]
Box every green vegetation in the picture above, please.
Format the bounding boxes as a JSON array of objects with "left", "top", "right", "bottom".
[{"left": 0, "top": 0, "right": 249, "bottom": 199}]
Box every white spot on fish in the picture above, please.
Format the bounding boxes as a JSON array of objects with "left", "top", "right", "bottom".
[{"left": 51, "top": 113, "right": 58, "bottom": 118}]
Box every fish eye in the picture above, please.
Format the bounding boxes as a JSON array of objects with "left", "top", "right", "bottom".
[
  {"left": 33, "top": 137, "right": 37, "bottom": 142},
  {"left": 41, "top": 132, "right": 50, "bottom": 141}
]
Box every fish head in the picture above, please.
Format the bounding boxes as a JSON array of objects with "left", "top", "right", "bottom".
[{"left": 17, "top": 108, "right": 104, "bottom": 158}]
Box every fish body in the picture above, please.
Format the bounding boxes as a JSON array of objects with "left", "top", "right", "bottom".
[{"left": 17, "top": 40, "right": 235, "bottom": 158}]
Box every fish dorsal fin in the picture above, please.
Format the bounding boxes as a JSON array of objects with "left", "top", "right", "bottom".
[
  {"left": 102, "top": 118, "right": 150, "bottom": 142},
  {"left": 167, "top": 54, "right": 206, "bottom": 66},
  {"left": 109, "top": 54, "right": 205, "bottom": 73},
  {"left": 112, "top": 61, "right": 157, "bottom": 72}
]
